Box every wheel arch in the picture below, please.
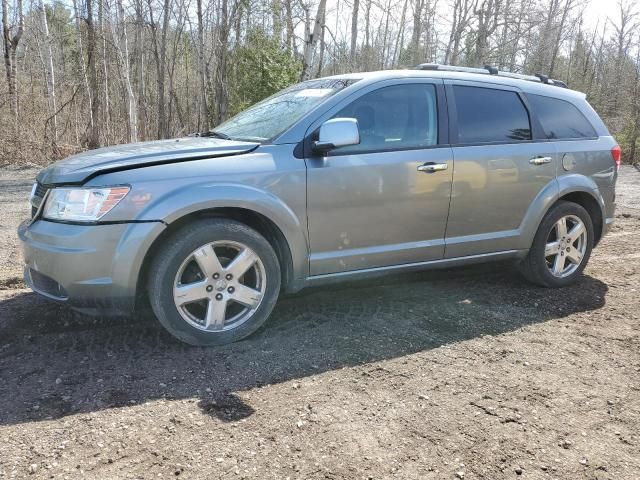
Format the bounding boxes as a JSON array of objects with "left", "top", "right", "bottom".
[
  {"left": 519, "top": 175, "right": 606, "bottom": 250},
  {"left": 556, "top": 191, "right": 604, "bottom": 245},
  {"left": 136, "top": 207, "right": 303, "bottom": 309}
]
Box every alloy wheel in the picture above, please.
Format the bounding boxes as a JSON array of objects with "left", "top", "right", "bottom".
[
  {"left": 544, "top": 214, "right": 587, "bottom": 278},
  {"left": 172, "top": 241, "right": 266, "bottom": 332}
]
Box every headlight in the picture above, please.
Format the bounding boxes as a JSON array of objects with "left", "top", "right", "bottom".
[{"left": 42, "top": 186, "right": 130, "bottom": 222}]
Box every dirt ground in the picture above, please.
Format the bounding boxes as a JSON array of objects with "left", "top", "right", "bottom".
[{"left": 0, "top": 166, "right": 638, "bottom": 480}]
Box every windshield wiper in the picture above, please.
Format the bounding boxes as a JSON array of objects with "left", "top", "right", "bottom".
[{"left": 192, "top": 130, "right": 232, "bottom": 140}]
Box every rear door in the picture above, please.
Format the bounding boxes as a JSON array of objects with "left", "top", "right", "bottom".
[
  {"left": 305, "top": 79, "right": 454, "bottom": 275},
  {"left": 444, "top": 81, "right": 557, "bottom": 258}
]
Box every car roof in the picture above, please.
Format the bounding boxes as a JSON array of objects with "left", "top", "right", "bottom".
[{"left": 320, "top": 69, "right": 587, "bottom": 102}]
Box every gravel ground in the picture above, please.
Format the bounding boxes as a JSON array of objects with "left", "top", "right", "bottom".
[
  {"left": 0, "top": 165, "right": 638, "bottom": 479},
  {"left": 0, "top": 164, "right": 35, "bottom": 284}
]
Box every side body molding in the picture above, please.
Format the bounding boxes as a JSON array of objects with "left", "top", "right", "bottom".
[
  {"left": 138, "top": 183, "right": 310, "bottom": 290},
  {"left": 516, "top": 174, "right": 606, "bottom": 250}
]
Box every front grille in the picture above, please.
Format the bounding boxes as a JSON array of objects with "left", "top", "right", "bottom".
[
  {"left": 34, "top": 182, "right": 48, "bottom": 198},
  {"left": 30, "top": 182, "right": 49, "bottom": 218}
]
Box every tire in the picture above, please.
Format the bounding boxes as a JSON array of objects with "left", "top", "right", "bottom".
[
  {"left": 519, "top": 200, "right": 594, "bottom": 288},
  {"left": 147, "top": 218, "right": 281, "bottom": 346}
]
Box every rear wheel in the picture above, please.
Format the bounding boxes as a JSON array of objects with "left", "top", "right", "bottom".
[
  {"left": 148, "top": 219, "right": 281, "bottom": 346},
  {"left": 519, "top": 201, "right": 594, "bottom": 287}
]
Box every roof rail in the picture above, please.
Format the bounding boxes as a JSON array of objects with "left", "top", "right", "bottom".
[{"left": 415, "top": 63, "right": 569, "bottom": 89}]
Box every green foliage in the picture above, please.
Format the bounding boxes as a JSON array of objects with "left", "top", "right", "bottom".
[
  {"left": 617, "top": 125, "right": 640, "bottom": 164},
  {"left": 46, "top": 2, "right": 74, "bottom": 47},
  {"left": 227, "top": 30, "right": 301, "bottom": 116},
  {"left": 396, "top": 47, "right": 414, "bottom": 68}
]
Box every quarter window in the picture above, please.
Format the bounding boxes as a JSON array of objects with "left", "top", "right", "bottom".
[
  {"left": 453, "top": 86, "right": 532, "bottom": 143},
  {"left": 528, "top": 94, "right": 597, "bottom": 139},
  {"left": 331, "top": 84, "right": 438, "bottom": 153}
]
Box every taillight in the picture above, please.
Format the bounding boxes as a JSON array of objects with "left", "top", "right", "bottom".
[{"left": 611, "top": 145, "right": 622, "bottom": 170}]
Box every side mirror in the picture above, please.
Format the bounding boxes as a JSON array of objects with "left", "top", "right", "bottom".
[{"left": 312, "top": 118, "right": 360, "bottom": 154}]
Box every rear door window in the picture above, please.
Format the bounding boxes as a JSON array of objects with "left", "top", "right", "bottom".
[
  {"left": 453, "top": 86, "right": 532, "bottom": 144},
  {"left": 528, "top": 94, "right": 597, "bottom": 139}
]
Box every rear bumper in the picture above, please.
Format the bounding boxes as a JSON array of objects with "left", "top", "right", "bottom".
[{"left": 18, "top": 218, "right": 165, "bottom": 315}]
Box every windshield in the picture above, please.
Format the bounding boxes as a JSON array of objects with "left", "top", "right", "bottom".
[{"left": 213, "top": 78, "right": 360, "bottom": 142}]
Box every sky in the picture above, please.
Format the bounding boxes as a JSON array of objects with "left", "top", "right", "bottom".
[
  {"left": 316, "top": 0, "right": 633, "bottom": 70},
  {"left": 322, "top": 0, "right": 628, "bottom": 43},
  {"left": 581, "top": 0, "right": 622, "bottom": 30}
]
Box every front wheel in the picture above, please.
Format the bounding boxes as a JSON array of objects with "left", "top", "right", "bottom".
[
  {"left": 147, "top": 219, "right": 281, "bottom": 346},
  {"left": 519, "top": 201, "right": 594, "bottom": 288}
]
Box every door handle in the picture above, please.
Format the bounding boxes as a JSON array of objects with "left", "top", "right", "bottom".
[
  {"left": 417, "top": 162, "right": 448, "bottom": 173},
  {"left": 529, "top": 156, "right": 553, "bottom": 165}
]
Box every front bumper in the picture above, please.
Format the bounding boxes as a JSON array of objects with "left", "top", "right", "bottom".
[{"left": 18, "top": 218, "right": 165, "bottom": 315}]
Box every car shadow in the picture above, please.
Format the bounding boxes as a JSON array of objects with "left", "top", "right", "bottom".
[{"left": 0, "top": 261, "right": 608, "bottom": 425}]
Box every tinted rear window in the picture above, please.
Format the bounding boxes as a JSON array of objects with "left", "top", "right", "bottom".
[
  {"left": 454, "top": 86, "right": 531, "bottom": 144},
  {"left": 528, "top": 94, "right": 597, "bottom": 139}
]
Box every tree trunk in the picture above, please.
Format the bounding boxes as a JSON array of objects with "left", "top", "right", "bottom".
[
  {"left": 549, "top": 0, "right": 573, "bottom": 77},
  {"left": 99, "top": 0, "right": 110, "bottom": 141},
  {"left": 627, "top": 49, "right": 640, "bottom": 164},
  {"left": 196, "top": 0, "right": 210, "bottom": 129},
  {"left": 349, "top": 0, "right": 359, "bottom": 68},
  {"left": 316, "top": 13, "right": 326, "bottom": 76},
  {"left": 364, "top": 0, "right": 370, "bottom": 49},
  {"left": 2, "top": 0, "right": 23, "bottom": 125},
  {"left": 271, "top": 0, "right": 282, "bottom": 42},
  {"left": 72, "top": 0, "right": 93, "bottom": 134},
  {"left": 410, "top": 0, "right": 424, "bottom": 65},
  {"left": 214, "top": 0, "right": 229, "bottom": 123},
  {"left": 471, "top": 0, "right": 502, "bottom": 66},
  {"left": 300, "top": 0, "right": 327, "bottom": 81},
  {"left": 86, "top": 0, "right": 101, "bottom": 148},
  {"left": 110, "top": 0, "right": 137, "bottom": 142},
  {"left": 149, "top": 0, "right": 171, "bottom": 138},
  {"left": 392, "top": 0, "right": 408, "bottom": 67},
  {"left": 135, "top": 0, "right": 146, "bottom": 139},
  {"left": 39, "top": 0, "right": 57, "bottom": 140},
  {"left": 284, "top": 0, "right": 296, "bottom": 53}
]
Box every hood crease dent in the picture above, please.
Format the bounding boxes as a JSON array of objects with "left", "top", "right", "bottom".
[{"left": 37, "top": 137, "right": 260, "bottom": 185}]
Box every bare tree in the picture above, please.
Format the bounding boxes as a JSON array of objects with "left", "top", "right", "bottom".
[
  {"left": 410, "top": 0, "right": 425, "bottom": 65},
  {"left": 610, "top": 0, "right": 638, "bottom": 113},
  {"left": 86, "top": 0, "right": 102, "bottom": 148},
  {"left": 108, "top": 0, "right": 137, "bottom": 142},
  {"left": 0, "top": 0, "right": 639, "bottom": 164},
  {"left": 195, "top": 0, "right": 210, "bottom": 129},
  {"left": 350, "top": 0, "right": 359, "bottom": 67},
  {"left": 301, "top": 0, "right": 327, "bottom": 80},
  {"left": 469, "top": 0, "right": 502, "bottom": 66},
  {"left": 627, "top": 45, "right": 640, "bottom": 163},
  {"left": 284, "top": 0, "right": 297, "bottom": 53},
  {"left": 214, "top": 0, "right": 230, "bottom": 123},
  {"left": 38, "top": 0, "right": 56, "bottom": 139},
  {"left": 444, "top": 0, "right": 473, "bottom": 65},
  {"left": 148, "top": 0, "right": 172, "bottom": 138},
  {"left": 72, "top": 0, "right": 93, "bottom": 135},
  {"left": 2, "top": 0, "right": 23, "bottom": 123}
]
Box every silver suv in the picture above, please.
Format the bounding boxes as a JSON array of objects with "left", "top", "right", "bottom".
[{"left": 19, "top": 65, "right": 619, "bottom": 346}]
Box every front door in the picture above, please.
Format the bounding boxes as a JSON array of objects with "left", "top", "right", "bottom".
[{"left": 305, "top": 81, "right": 454, "bottom": 276}]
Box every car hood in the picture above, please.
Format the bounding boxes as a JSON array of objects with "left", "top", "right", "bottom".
[{"left": 37, "top": 137, "right": 260, "bottom": 185}]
